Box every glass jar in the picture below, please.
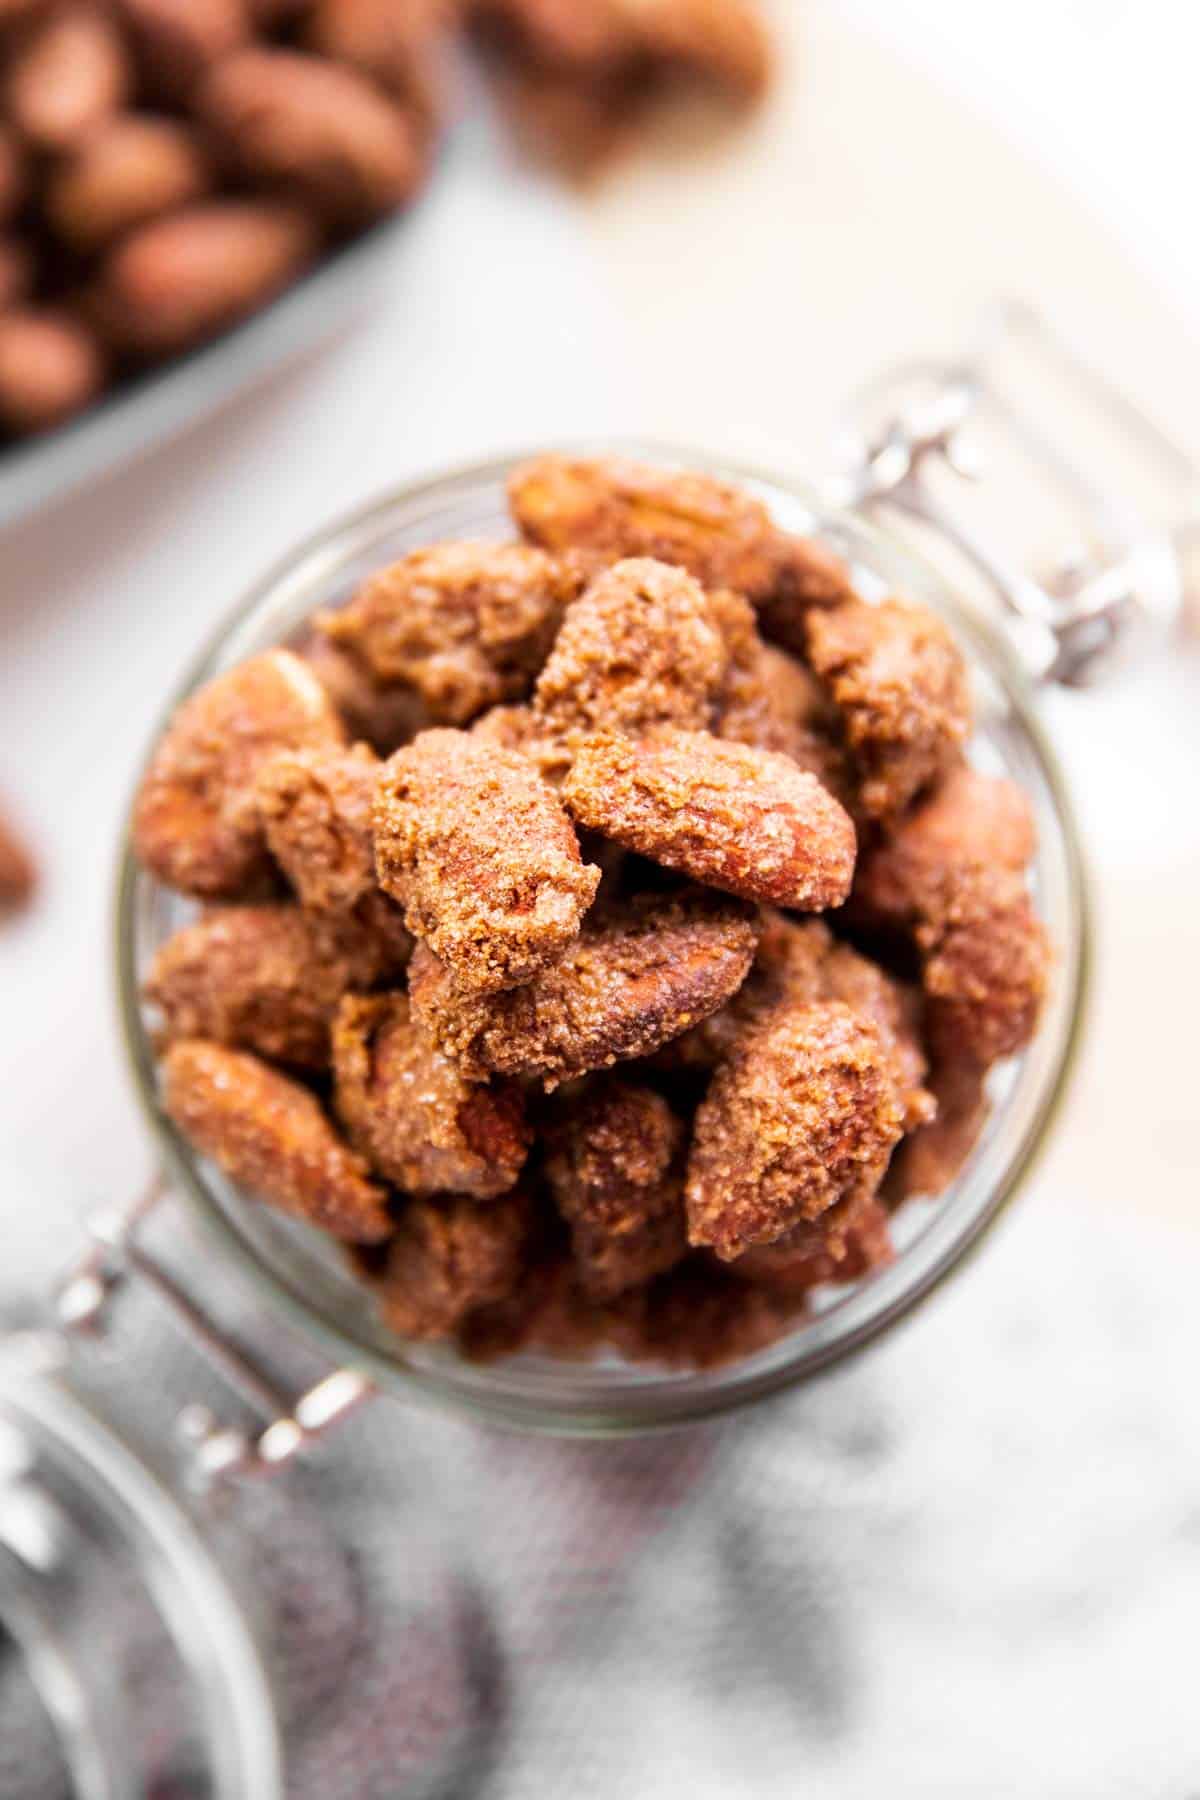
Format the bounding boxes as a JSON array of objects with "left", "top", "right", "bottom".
[
  {"left": 0, "top": 1331, "right": 282, "bottom": 1799},
  {"left": 111, "top": 443, "right": 1089, "bottom": 1438}
]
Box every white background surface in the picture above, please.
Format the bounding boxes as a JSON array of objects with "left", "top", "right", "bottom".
[{"left": 1, "top": 6, "right": 1198, "bottom": 1792}]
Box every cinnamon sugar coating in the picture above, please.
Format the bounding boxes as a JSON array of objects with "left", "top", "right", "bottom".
[
  {"left": 563, "top": 729, "right": 857, "bottom": 909},
  {"left": 332, "top": 990, "right": 531, "bottom": 1197},
  {"left": 459, "top": 1249, "right": 799, "bottom": 1370},
  {"left": 713, "top": 606, "right": 851, "bottom": 798},
  {"left": 853, "top": 767, "right": 1049, "bottom": 1066},
  {"left": 254, "top": 744, "right": 405, "bottom": 939},
  {"left": 510, "top": 454, "right": 841, "bottom": 608},
  {"left": 409, "top": 891, "right": 759, "bottom": 1087},
  {"left": 606, "top": 1258, "right": 799, "bottom": 1369},
  {"left": 660, "top": 910, "right": 832, "bottom": 1069},
  {"left": 686, "top": 1000, "right": 905, "bottom": 1261},
  {"left": 733, "top": 1194, "right": 894, "bottom": 1293},
  {"left": 374, "top": 728, "right": 600, "bottom": 993},
  {"left": 545, "top": 1077, "right": 687, "bottom": 1298},
  {"left": 532, "top": 556, "right": 727, "bottom": 747},
  {"left": 369, "top": 1188, "right": 532, "bottom": 1338},
  {"left": 854, "top": 762, "right": 1036, "bottom": 910},
  {"left": 161, "top": 1038, "right": 391, "bottom": 1242},
  {"left": 135, "top": 453, "right": 1054, "bottom": 1370},
  {"left": 805, "top": 596, "right": 971, "bottom": 822},
  {"left": 298, "top": 633, "right": 431, "bottom": 755},
  {"left": 923, "top": 885, "right": 1049, "bottom": 1067},
  {"left": 664, "top": 912, "right": 930, "bottom": 1131},
  {"left": 145, "top": 903, "right": 404, "bottom": 1069},
  {"left": 468, "top": 701, "right": 573, "bottom": 784},
  {"left": 822, "top": 940, "right": 933, "bottom": 1132},
  {"left": 134, "top": 650, "right": 346, "bottom": 899},
  {"left": 318, "top": 542, "right": 591, "bottom": 726}
]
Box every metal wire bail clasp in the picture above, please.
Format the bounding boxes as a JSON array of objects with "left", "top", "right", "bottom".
[
  {"left": 54, "top": 1176, "right": 374, "bottom": 1491},
  {"left": 827, "top": 300, "right": 1198, "bottom": 685}
]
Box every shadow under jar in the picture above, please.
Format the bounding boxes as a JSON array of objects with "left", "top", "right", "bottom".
[{"left": 115, "top": 444, "right": 1088, "bottom": 1438}]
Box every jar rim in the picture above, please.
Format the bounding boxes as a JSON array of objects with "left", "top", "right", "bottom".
[{"left": 112, "top": 440, "right": 1091, "bottom": 1436}]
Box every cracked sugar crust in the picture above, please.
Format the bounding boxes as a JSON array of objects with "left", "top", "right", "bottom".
[
  {"left": 409, "top": 890, "right": 759, "bottom": 1088},
  {"left": 563, "top": 728, "right": 856, "bottom": 909},
  {"left": 144, "top": 902, "right": 407, "bottom": 1069},
  {"left": 332, "top": 990, "right": 531, "bottom": 1198},
  {"left": 805, "top": 595, "right": 971, "bottom": 823},
  {"left": 133, "top": 649, "right": 347, "bottom": 899},
  {"left": 161, "top": 1038, "right": 392, "bottom": 1243},
  {"left": 318, "top": 540, "right": 592, "bottom": 726},
  {"left": 686, "top": 1000, "right": 905, "bottom": 1261},
  {"left": 374, "top": 727, "right": 600, "bottom": 993},
  {"left": 532, "top": 555, "right": 727, "bottom": 747},
  {"left": 369, "top": 1187, "right": 532, "bottom": 1338}
]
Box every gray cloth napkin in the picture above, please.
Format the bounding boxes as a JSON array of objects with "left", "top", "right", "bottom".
[{"left": 2, "top": 1194, "right": 1198, "bottom": 1799}]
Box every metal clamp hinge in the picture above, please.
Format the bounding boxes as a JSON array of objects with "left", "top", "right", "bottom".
[
  {"left": 826, "top": 300, "right": 1195, "bottom": 685},
  {"left": 53, "top": 1176, "right": 374, "bottom": 1491}
]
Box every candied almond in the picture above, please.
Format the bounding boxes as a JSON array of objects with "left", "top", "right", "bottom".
[
  {"left": 319, "top": 542, "right": 590, "bottom": 726},
  {"left": 563, "top": 728, "right": 856, "bottom": 910},
  {"left": 511, "top": 454, "right": 784, "bottom": 601},
  {"left": 886, "top": 1057, "right": 991, "bottom": 1203},
  {"left": 733, "top": 1194, "right": 894, "bottom": 1293},
  {"left": 686, "top": 1000, "right": 904, "bottom": 1261},
  {"left": 198, "top": 48, "right": 423, "bottom": 226},
  {"left": 0, "top": 310, "right": 106, "bottom": 436},
  {"left": 370, "top": 1188, "right": 531, "bottom": 1338},
  {"left": 532, "top": 556, "right": 728, "bottom": 747},
  {"left": 545, "top": 1078, "right": 687, "bottom": 1299},
  {"left": 0, "top": 805, "right": 36, "bottom": 912},
  {"left": 374, "top": 727, "right": 600, "bottom": 993},
  {"left": 333, "top": 991, "right": 531, "bottom": 1198},
  {"left": 256, "top": 742, "right": 381, "bottom": 915},
  {"left": 161, "top": 1038, "right": 392, "bottom": 1242},
  {"left": 409, "top": 890, "right": 759, "bottom": 1088},
  {"left": 144, "top": 903, "right": 404, "bottom": 1069},
  {"left": 805, "top": 595, "right": 971, "bottom": 823},
  {"left": 298, "top": 633, "right": 431, "bottom": 755},
  {"left": 4, "top": 5, "right": 129, "bottom": 152},
  {"left": 133, "top": 649, "right": 346, "bottom": 899},
  {"left": 852, "top": 768, "right": 1049, "bottom": 1067}
]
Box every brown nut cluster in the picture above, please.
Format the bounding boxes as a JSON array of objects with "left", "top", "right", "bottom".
[
  {"left": 135, "top": 454, "right": 1049, "bottom": 1369},
  {"left": 0, "top": 794, "right": 35, "bottom": 912},
  {"left": 0, "top": 2, "right": 771, "bottom": 444},
  {"left": 0, "top": 0, "right": 453, "bottom": 440},
  {"left": 467, "top": 0, "right": 771, "bottom": 176}
]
